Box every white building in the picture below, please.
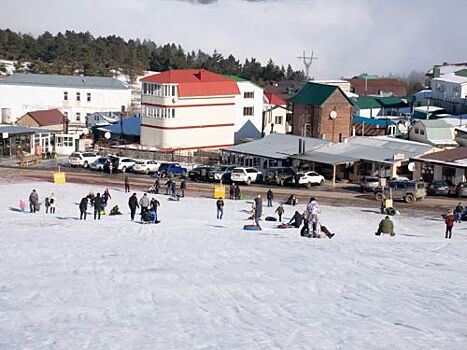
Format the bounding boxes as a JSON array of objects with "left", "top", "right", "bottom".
[
  {"left": 224, "top": 75, "right": 263, "bottom": 143},
  {"left": 263, "top": 92, "right": 289, "bottom": 135},
  {"left": 431, "top": 71, "right": 467, "bottom": 115},
  {"left": 86, "top": 112, "right": 121, "bottom": 128},
  {"left": 140, "top": 69, "right": 239, "bottom": 151},
  {"left": 0, "top": 73, "right": 131, "bottom": 133}
]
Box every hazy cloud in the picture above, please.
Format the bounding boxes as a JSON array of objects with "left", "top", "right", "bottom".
[{"left": 0, "top": 0, "right": 465, "bottom": 78}]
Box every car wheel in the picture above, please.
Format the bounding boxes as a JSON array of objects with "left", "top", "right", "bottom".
[
  {"left": 71, "top": 164, "right": 76, "bottom": 168},
  {"left": 319, "top": 179, "right": 324, "bottom": 186},
  {"left": 246, "top": 177, "right": 251, "bottom": 185},
  {"left": 122, "top": 166, "right": 126, "bottom": 173},
  {"left": 280, "top": 179, "right": 285, "bottom": 186},
  {"left": 83, "top": 161, "right": 89, "bottom": 168},
  {"left": 375, "top": 192, "right": 383, "bottom": 201},
  {"left": 306, "top": 181, "right": 312, "bottom": 189},
  {"left": 405, "top": 194, "right": 415, "bottom": 203}
]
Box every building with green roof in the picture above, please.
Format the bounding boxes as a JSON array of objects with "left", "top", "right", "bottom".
[{"left": 290, "top": 82, "right": 353, "bottom": 142}]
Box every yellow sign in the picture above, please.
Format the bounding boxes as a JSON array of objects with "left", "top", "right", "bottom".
[
  {"left": 53, "top": 172, "right": 66, "bottom": 184},
  {"left": 385, "top": 198, "right": 393, "bottom": 208},
  {"left": 214, "top": 185, "right": 225, "bottom": 199}
]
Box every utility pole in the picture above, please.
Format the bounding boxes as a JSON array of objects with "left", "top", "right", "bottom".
[{"left": 297, "top": 50, "right": 318, "bottom": 80}]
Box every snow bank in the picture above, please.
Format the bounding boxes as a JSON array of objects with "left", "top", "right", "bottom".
[{"left": 0, "top": 181, "right": 466, "bottom": 349}]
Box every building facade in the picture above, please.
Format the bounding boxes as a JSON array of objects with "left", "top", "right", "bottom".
[
  {"left": 140, "top": 69, "right": 239, "bottom": 151},
  {"left": 431, "top": 71, "right": 467, "bottom": 115},
  {"left": 290, "top": 82, "right": 353, "bottom": 143},
  {"left": 0, "top": 73, "right": 131, "bottom": 133},
  {"left": 263, "top": 93, "right": 289, "bottom": 135}
]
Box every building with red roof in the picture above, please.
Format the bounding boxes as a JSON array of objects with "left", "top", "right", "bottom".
[
  {"left": 16, "top": 109, "right": 67, "bottom": 132},
  {"left": 140, "top": 69, "right": 240, "bottom": 151},
  {"left": 349, "top": 77, "right": 408, "bottom": 97},
  {"left": 263, "top": 93, "right": 290, "bottom": 135}
]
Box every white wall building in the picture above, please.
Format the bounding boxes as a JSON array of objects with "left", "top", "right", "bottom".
[
  {"left": 140, "top": 69, "right": 240, "bottom": 151},
  {"left": 0, "top": 73, "right": 131, "bottom": 133},
  {"left": 431, "top": 71, "right": 467, "bottom": 115},
  {"left": 263, "top": 93, "right": 289, "bottom": 135},
  {"left": 224, "top": 76, "right": 263, "bottom": 143}
]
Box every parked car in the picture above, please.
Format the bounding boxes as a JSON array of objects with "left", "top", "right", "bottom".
[
  {"left": 374, "top": 180, "right": 426, "bottom": 203},
  {"left": 156, "top": 162, "right": 188, "bottom": 178},
  {"left": 133, "top": 159, "right": 158, "bottom": 174},
  {"left": 90, "top": 157, "right": 109, "bottom": 171},
  {"left": 231, "top": 167, "right": 262, "bottom": 185},
  {"left": 208, "top": 165, "right": 237, "bottom": 183},
  {"left": 360, "top": 176, "right": 380, "bottom": 192},
  {"left": 297, "top": 171, "right": 325, "bottom": 187},
  {"left": 116, "top": 158, "right": 136, "bottom": 173},
  {"left": 264, "top": 167, "right": 296, "bottom": 186},
  {"left": 188, "top": 166, "right": 214, "bottom": 182},
  {"left": 456, "top": 182, "right": 467, "bottom": 197},
  {"left": 427, "top": 180, "right": 454, "bottom": 196},
  {"left": 68, "top": 152, "right": 99, "bottom": 168}
]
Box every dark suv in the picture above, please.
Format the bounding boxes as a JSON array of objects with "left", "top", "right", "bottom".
[
  {"left": 374, "top": 180, "right": 427, "bottom": 203},
  {"left": 264, "top": 167, "right": 296, "bottom": 186},
  {"left": 156, "top": 162, "right": 187, "bottom": 178}
]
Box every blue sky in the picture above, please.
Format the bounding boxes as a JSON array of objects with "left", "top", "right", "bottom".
[{"left": 1, "top": 0, "right": 465, "bottom": 78}]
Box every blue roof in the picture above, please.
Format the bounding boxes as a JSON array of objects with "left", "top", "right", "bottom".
[
  {"left": 97, "top": 116, "right": 140, "bottom": 136},
  {"left": 353, "top": 115, "right": 395, "bottom": 127}
]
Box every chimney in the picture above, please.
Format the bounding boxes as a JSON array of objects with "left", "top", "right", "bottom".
[{"left": 298, "top": 139, "right": 302, "bottom": 154}]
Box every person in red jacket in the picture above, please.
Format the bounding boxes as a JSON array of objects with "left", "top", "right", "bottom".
[{"left": 445, "top": 210, "right": 455, "bottom": 239}]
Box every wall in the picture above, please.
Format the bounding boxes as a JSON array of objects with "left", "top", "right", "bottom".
[
  {"left": 263, "top": 105, "right": 288, "bottom": 135},
  {"left": 140, "top": 92, "right": 236, "bottom": 150},
  {"left": 0, "top": 84, "right": 131, "bottom": 128},
  {"left": 233, "top": 81, "right": 263, "bottom": 142},
  {"left": 408, "top": 123, "right": 429, "bottom": 144}
]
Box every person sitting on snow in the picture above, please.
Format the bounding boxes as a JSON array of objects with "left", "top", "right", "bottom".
[
  {"left": 375, "top": 216, "right": 395, "bottom": 236},
  {"left": 109, "top": 205, "right": 122, "bottom": 216}
]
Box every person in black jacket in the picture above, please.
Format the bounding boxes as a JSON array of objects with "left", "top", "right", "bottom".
[
  {"left": 79, "top": 196, "right": 88, "bottom": 220},
  {"left": 154, "top": 178, "right": 160, "bottom": 194},
  {"left": 150, "top": 198, "right": 160, "bottom": 213},
  {"left": 216, "top": 198, "right": 224, "bottom": 219},
  {"left": 180, "top": 180, "right": 187, "bottom": 197},
  {"left": 128, "top": 193, "right": 139, "bottom": 221},
  {"left": 266, "top": 189, "right": 274, "bottom": 207},
  {"left": 288, "top": 211, "right": 304, "bottom": 228},
  {"left": 124, "top": 176, "right": 130, "bottom": 193},
  {"left": 94, "top": 193, "right": 103, "bottom": 220}
]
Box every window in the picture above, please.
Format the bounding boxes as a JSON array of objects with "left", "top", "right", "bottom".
[
  {"left": 243, "top": 107, "right": 254, "bottom": 116},
  {"left": 76, "top": 112, "right": 81, "bottom": 122},
  {"left": 244, "top": 92, "right": 254, "bottom": 99},
  {"left": 275, "top": 116, "right": 283, "bottom": 125},
  {"left": 143, "top": 83, "right": 148, "bottom": 94},
  {"left": 420, "top": 129, "right": 425, "bottom": 135},
  {"left": 87, "top": 93, "right": 91, "bottom": 102},
  {"left": 414, "top": 128, "right": 419, "bottom": 134},
  {"left": 172, "top": 109, "right": 175, "bottom": 118},
  {"left": 171, "top": 86, "right": 176, "bottom": 96},
  {"left": 76, "top": 92, "right": 81, "bottom": 102},
  {"left": 64, "top": 91, "right": 68, "bottom": 101}
]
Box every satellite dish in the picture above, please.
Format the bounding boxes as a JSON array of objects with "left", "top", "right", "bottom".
[
  {"left": 104, "top": 132, "right": 111, "bottom": 140},
  {"left": 329, "top": 111, "right": 337, "bottom": 120},
  {"left": 408, "top": 162, "right": 415, "bottom": 172}
]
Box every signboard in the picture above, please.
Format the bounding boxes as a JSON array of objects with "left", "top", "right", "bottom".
[
  {"left": 214, "top": 185, "right": 225, "bottom": 199},
  {"left": 53, "top": 172, "right": 66, "bottom": 184},
  {"left": 393, "top": 153, "right": 405, "bottom": 161}
]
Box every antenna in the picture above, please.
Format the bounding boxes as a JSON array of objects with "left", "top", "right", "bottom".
[{"left": 297, "top": 50, "right": 318, "bottom": 80}]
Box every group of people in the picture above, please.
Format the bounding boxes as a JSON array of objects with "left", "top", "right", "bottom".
[
  {"left": 229, "top": 183, "right": 241, "bottom": 200},
  {"left": 79, "top": 189, "right": 112, "bottom": 220},
  {"left": 129, "top": 192, "right": 161, "bottom": 223},
  {"left": 443, "top": 202, "right": 465, "bottom": 239},
  {"left": 24, "top": 189, "right": 57, "bottom": 214}
]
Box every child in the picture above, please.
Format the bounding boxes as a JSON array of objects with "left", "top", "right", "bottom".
[
  {"left": 19, "top": 199, "right": 26, "bottom": 212},
  {"left": 275, "top": 204, "right": 285, "bottom": 222},
  {"left": 44, "top": 197, "right": 50, "bottom": 214}
]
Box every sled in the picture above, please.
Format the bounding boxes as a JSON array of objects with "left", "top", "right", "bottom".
[
  {"left": 265, "top": 216, "right": 277, "bottom": 222},
  {"left": 243, "top": 224, "right": 261, "bottom": 231}
]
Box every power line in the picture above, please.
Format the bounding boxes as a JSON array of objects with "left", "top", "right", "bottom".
[{"left": 297, "top": 50, "right": 318, "bottom": 80}]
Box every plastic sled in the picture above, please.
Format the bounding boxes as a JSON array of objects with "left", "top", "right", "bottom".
[
  {"left": 243, "top": 224, "right": 261, "bottom": 231},
  {"left": 265, "top": 216, "right": 277, "bottom": 221}
]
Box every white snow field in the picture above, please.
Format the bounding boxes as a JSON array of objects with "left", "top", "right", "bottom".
[{"left": 0, "top": 181, "right": 467, "bottom": 350}]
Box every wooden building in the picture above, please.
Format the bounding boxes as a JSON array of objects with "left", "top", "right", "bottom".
[
  {"left": 16, "top": 109, "right": 67, "bottom": 132},
  {"left": 289, "top": 82, "right": 354, "bottom": 142}
]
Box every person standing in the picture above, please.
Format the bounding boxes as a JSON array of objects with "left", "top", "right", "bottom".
[
  {"left": 254, "top": 194, "right": 263, "bottom": 229},
  {"left": 229, "top": 184, "right": 235, "bottom": 200},
  {"left": 128, "top": 193, "right": 139, "bottom": 221},
  {"left": 171, "top": 180, "right": 177, "bottom": 197},
  {"left": 44, "top": 197, "right": 50, "bottom": 214},
  {"left": 139, "top": 193, "right": 150, "bottom": 215},
  {"left": 124, "top": 176, "right": 130, "bottom": 193},
  {"left": 180, "top": 179, "right": 187, "bottom": 197},
  {"left": 306, "top": 197, "right": 321, "bottom": 236},
  {"left": 294, "top": 173, "right": 301, "bottom": 189},
  {"left": 266, "top": 189, "right": 274, "bottom": 207},
  {"left": 154, "top": 178, "right": 160, "bottom": 194},
  {"left": 275, "top": 204, "right": 285, "bottom": 222},
  {"left": 48, "top": 193, "right": 57, "bottom": 214},
  {"left": 29, "top": 189, "right": 39, "bottom": 213},
  {"left": 454, "top": 202, "right": 463, "bottom": 223},
  {"left": 103, "top": 188, "right": 111, "bottom": 207},
  {"left": 165, "top": 179, "right": 172, "bottom": 195},
  {"left": 445, "top": 210, "right": 455, "bottom": 239},
  {"left": 79, "top": 196, "right": 88, "bottom": 220},
  {"left": 108, "top": 161, "right": 113, "bottom": 174},
  {"left": 234, "top": 184, "right": 241, "bottom": 200},
  {"left": 94, "top": 193, "right": 103, "bottom": 220},
  {"left": 216, "top": 198, "right": 224, "bottom": 219}
]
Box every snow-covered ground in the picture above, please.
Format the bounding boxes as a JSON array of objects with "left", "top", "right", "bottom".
[{"left": 0, "top": 181, "right": 466, "bottom": 349}]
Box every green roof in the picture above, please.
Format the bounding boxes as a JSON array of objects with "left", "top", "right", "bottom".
[
  {"left": 353, "top": 96, "right": 381, "bottom": 109},
  {"left": 224, "top": 74, "right": 248, "bottom": 82},
  {"left": 354, "top": 74, "right": 380, "bottom": 80},
  {"left": 376, "top": 96, "right": 408, "bottom": 108},
  {"left": 455, "top": 69, "right": 467, "bottom": 78},
  {"left": 290, "top": 82, "right": 352, "bottom": 106}
]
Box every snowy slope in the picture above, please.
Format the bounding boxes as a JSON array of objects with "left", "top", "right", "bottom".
[{"left": 0, "top": 181, "right": 466, "bottom": 349}]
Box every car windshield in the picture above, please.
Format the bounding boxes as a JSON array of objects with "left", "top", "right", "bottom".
[{"left": 98, "top": 158, "right": 107, "bottom": 163}]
